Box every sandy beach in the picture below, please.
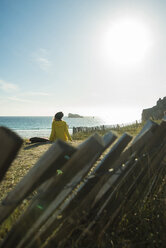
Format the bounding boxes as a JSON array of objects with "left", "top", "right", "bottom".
[{"left": 0, "top": 140, "right": 83, "bottom": 201}]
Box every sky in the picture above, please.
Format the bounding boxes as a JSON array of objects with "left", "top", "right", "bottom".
[{"left": 0, "top": 0, "right": 166, "bottom": 124}]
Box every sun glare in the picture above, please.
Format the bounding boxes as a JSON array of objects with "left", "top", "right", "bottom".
[{"left": 102, "top": 17, "right": 152, "bottom": 66}]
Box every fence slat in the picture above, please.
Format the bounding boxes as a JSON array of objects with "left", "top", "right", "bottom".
[
  {"left": 102, "top": 131, "right": 117, "bottom": 149},
  {"left": 37, "top": 132, "right": 117, "bottom": 196},
  {"left": 0, "top": 140, "right": 77, "bottom": 225},
  {"left": 132, "top": 119, "right": 157, "bottom": 144},
  {"left": 74, "top": 121, "right": 166, "bottom": 244},
  {"left": 0, "top": 127, "right": 23, "bottom": 183},
  {"left": 43, "top": 133, "right": 132, "bottom": 248},
  {"left": 79, "top": 121, "right": 159, "bottom": 212},
  {"left": 96, "top": 142, "right": 166, "bottom": 241},
  {"left": 17, "top": 134, "right": 105, "bottom": 248},
  {"left": 1, "top": 133, "right": 105, "bottom": 248},
  {"left": 52, "top": 121, "right": 160, "bottom": 247},
  {"left": 111, "top": 120, "right": 159, "bottom": 170},
  {"left": 18, "top": 132, "right": 117, "bottom": 248}
]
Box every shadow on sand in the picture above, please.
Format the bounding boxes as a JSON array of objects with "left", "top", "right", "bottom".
[{"left": 24, "top": 141, "right": 52, "bottom": 150}]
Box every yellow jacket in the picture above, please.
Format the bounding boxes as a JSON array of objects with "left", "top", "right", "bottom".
[{"left": 49, "top": 120, "right": 72, "bottom": 142}]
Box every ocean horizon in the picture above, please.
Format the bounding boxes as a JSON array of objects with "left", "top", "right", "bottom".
[{"left": 0, "top": 116, "right": 105, "bottom": 139}]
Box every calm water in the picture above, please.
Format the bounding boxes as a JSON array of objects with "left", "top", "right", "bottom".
[{"left": 0, "top": 116, "right": 105, "bottom": 138}]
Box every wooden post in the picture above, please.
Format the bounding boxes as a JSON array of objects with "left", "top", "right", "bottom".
[
  {"left": 0, "top": 140, "right": 77, "bottom": 225},
  {"left": 43, "top": 133, "right": 132, "bottom": 247},
  {"left": 1, "top": 133, "right": 105, "bottom": 248},
  {"left": 50, "top": 121, "right": 160, "bottom": 247},
  {"left": 75, "top": 121, "right": 166, "bottom": 245},
  {"left": 0, "top": 127, "right": 23, "bottom": 183},
  {"left": 15, "top": 132, "right": 117, "bottom": 248}
]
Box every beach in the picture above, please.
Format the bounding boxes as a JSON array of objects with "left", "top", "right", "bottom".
[
  {"left": 0, "top": 124, "right": 166, "bottom": 248},
  {"left": 0, "top": 116, "right": 105, "bottom": 139},
  {"left": 0, "top": 139, "right": 83, "bottom": 201}
]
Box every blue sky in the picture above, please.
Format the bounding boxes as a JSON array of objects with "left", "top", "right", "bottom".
[{"left": 0, "top": 0, "right": 166, "bottom": 124}]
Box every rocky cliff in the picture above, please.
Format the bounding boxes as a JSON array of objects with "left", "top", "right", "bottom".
[{"left": 142, "top": 97, "right": 166, "bottom": 121}]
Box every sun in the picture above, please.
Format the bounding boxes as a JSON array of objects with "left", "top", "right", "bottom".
[{"left": 102, "top": 17, "right": 152, "bottom": 66}]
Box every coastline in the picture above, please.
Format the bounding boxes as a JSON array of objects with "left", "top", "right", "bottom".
[
  {"left": 0, "top": 116, "right": 104, "bottom": 139},
  {"left": 13, "top": 128, "right": 73, "bottom": 139}
]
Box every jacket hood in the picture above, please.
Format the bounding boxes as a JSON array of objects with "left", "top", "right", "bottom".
[{"left": 53, "top": 120, "right": 66, "bottom": 127}]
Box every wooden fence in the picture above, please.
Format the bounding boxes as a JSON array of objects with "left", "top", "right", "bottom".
[
  {"left": 72, "top": 121, "right": 141, "bottom": 134},
  {"left": 0, "top": 118, "right": 166, "bottom": 248},
  {"left": 72, "top": 125, "right": 112, "bottom": 134}
]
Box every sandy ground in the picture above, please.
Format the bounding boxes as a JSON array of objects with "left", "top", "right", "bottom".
[{"left": 0, "top": 140, "right": 83, "bottom": 200}]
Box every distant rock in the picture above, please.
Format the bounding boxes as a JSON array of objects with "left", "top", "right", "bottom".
[
  {"left": 68, "top": 113, "right": 83, "bottom": 118},
  {"left": 142, "top": 97, "right": 166, "bottom": 121}
]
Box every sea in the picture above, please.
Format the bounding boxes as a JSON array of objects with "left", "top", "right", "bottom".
[{"left": 0, "top": 116, "right": 105, "bottom": 139}]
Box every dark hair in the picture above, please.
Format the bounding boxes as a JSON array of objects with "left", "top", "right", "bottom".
[{"left": 54, "top": 112, "right": 64, "bottom": 120}]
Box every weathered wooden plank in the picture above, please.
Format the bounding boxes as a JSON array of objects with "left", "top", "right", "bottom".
[
  {"left": 24, "top": 120, "right": 165, "bottom": 248},
  {"left": 17, "top": 133, "right": 115, "bottom": 248},
  {"left": 18, "top": 132, "right": 118, "bottom": 248},
  {"left": 132, "top": 119, "right": 157, "bottom": 144},
  {"left": 76, "top": 160, "right": 142, "bottom": 245},
  {"left": 37, "top": 131, "right": 117, "bottom": 195},
  {"left": 41, "top": 133, "right": 132, "bottom": 248},
  {"left": 95, "top": 142, "right": 166, "bottom": 242},
  {"left": 70, "top": 133, "right": 132, "bottom": 213},
  {"left": 102, "top": 131, "right": 117, "bottom": 149},
  {"left": 0, "top": 140, "right": 77, "bottom": 225},
  {"left": 90, "top": 129, "right": 164, "bottom": 212},
  {"left": 102, "top": 121, "right": 166, "bottom": 211},
  {"left": 55, "top": 157, "right": 137, "bottom": 248},
  {"left": 77, "top": 121, "right": 160, "bottom": 213},
  {"left": 0, "top": 127, "right": 23, "bottom": 182},
  {"left": 145, "top": 152, "right": 166, "bottom": 197},
  {"left": 75, "top": 122, "right": 166, "bottom": 244},
  {"left": 52, "top": 121, "right": 162, "bottom": 247},
  {"left": 122, "top": 141, "right": 166, "bottom": 211},
  {"left": 91, "top": 125, "right": 166, "bottom": 244},
  {"left": 111, "top": 120, "right": 159, "bottom": 170},
  {"left": 1, "top": 133, "right": 105, "bottom": 248},
  {"left": 16, "top": 134, "right": 105, "bottom": 248},
  {"left": 75, "top": 158, "right": 148, "bottom": 244}
]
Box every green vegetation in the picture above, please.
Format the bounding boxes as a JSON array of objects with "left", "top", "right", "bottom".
[
  {"left": 72, "top": 120, "right": 162, "bottom": 140},
  {"left": 72, "top": 122, "right": 144, "bottom": 140}
]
